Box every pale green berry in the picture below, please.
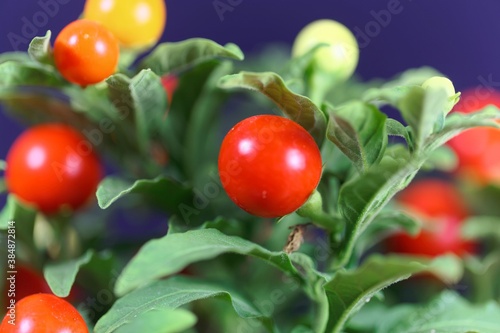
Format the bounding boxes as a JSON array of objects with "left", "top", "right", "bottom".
[
  {"left": 292, "top": 19, "right": 359, "bottom": 82},
  {"left": 422, "top": 76, "right": 457, "bottom": 114}
]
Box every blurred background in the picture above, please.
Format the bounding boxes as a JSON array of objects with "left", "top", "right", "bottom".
[{"left": 1, "top": 0, "right": 500, "bottom": 167}]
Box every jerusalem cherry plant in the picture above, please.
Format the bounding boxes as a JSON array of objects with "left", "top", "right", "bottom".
[{"left": 0, "top": 4, "right": 500, "bottom": 332}]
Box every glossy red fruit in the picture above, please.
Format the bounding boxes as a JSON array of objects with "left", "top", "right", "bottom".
[
  {"left": 386, "top": 179, "right": 475, "bottom": 257},
  {"left": 447, "top": 89, "right": 500, "bottom": 184},
  {"left": 54, "top": 19, "right": 119, "bottom": 85},
  {"left": 218, "top": 115, "right": 323, "bottom": 218},
  {"left": 0, "top": 294, "right": 88, "bottom": 333},
  {"left": 5, "top": 124, "right": 103, "bottom": 214}
]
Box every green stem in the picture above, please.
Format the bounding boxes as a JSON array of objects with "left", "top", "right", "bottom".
[{"left": 297, "top": 190, "right": 344, "bottom": 231}]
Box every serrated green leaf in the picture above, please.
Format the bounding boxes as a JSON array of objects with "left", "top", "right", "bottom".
[
  {"left": 326, "top": 101, "right": 387, "bottom": 172},
  {"left": 139, "top": 38, "right": 244, "bottom": 75},
  {"left": 324, "top": 255, "right": 463, "bottom": 333},
  {"left": 0, "top": 61, "right": 65, "bottom": 87},
  {"left": 427, "top": 106, "right": 500, "bottom": 151},
  {"left": 95, "top": 276, "right": 273, "bottom": 333},
  {"left": 106, "top": 69, "right": 167, "bottom": 155},
  {"left": 44, "top": 250, "right": 94, "bottom": 297},
  {"left": 115, "top": 228, "right": 303, "bottom": 296},
  {"left": 218, "top": 71, "right": 327, "bottom": 145},
  {"left": 28, "top": 31, "right": 53, "bottom": 65},
  {"left": 376, "top": 291, "right": 500, "bottom": 333},
  {"left": 114, "top": 308, "right": 197, "bottom": 333},
  {"left": 0, "top": 195, "right": 37, "bottom": 231},
  {"left": 96, "top": 176, "right": 192, "bottom": 213},
  {"left": 336, "top": 146, "right": 421, "bottom": 267}
]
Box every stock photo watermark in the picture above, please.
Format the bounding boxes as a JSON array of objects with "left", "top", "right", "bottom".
[
  {"left": 8, "top": 0, "right": 73, "bottom": 51},
  {"left": 4, "top": 221, "right": 17, "bottom": 326}
]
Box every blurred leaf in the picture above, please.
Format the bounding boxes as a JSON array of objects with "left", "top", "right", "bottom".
[
  {"left": 0, "top": 160, "right": 5, "bottom": 171},
  {"left": 283, "top": 43, "right": 327, "bottom": 80},
  {"left": 326, "top": 101, "right": 387, "bottom": 172},
  {"left": 0, "top": 179, "right": 5, "bottom": 194},
  {"left": 44, "top": 250, "right": 95, "bottom": 297},
  {"left": 156, "top": 61, "right": 223, "bottom": 171},
  {"left": 385, "top": 118, "right": 412, "bottom": 147},
  {"left": 357, "top": 210, "right": 421, "bottom": 255},
  {"left": 336, "top": 146, "right": 420, "bottom": 267},
  {"left": 218, "top": 71, "right": 327, "bottom": 145},
  {"left": 0, "top": 52, "right": 31, "bottom": 64},
  {"left": 96, "top": 176, "right": 192, "bottom": 213},
  {"left": 375, "top": 291, "right": 500, "bottom": 333},
  {"left": 427, "top": 105, "right": 500, "bottom": 151},
  {"left": 347, "top": 301, "right": 390, "bottom": 332},
  {"left": 106, "top": 69, "right": 167, "bottom": 155},
  {"left": 382, "top": 67, "right": 443, "bottom": 88},
  {"left": 397, "top": 86, "right": 448, "bottom": 151},
  {"left": 324, "top": 255, "right": 463, "bottom": 333},
  {"left": 362, "top": 86, "right": 413, "bottom": 107},
  {"left": 95, "top": 276, "right": 273, "bottom": 333},
  {"left": 422, "top": 145, "right": 458, "bottom": 172},
  {"left": 28, "top": 31, "right": 53, "bottom": 65},
  {"left": 115, "top": 228, "right": 304, "bottom": 296},
  {"left": 0, "top": 195, "right": 36, "bottom": 231},
  {"left": 461, "top": 216, "right": 500, "bottom": 240},
  {"left": 114, "top": 308, "right": 197, "bottom": 333},
  {"left": 139, "top": 38, "right": 244, "bottom": 75},
  {"left": 183, "top": 61, "right": 232, "bottom": 183},
  {"left": 291, "top": 326, "right": 315, "bottom": 333},
  {"left": 0, "top": 61, "right": 65, "bottom": 87}
]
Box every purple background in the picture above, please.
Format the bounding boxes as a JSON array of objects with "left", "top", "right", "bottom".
[{"left": 1, "top": 0, "right": 500, "bottom": 160}]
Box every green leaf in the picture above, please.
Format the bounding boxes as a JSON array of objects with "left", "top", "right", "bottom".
[
  {"left": 382, "top": 66, "right": 443, "bottom": 88},
  {"left": 183, "top": 61, "right": 232, "bottom": 182},
  {"left": 28, "top": 31, "right": 53, "bottom": 65},
  {"left": 0, "top": 52, "right": 32, "bottom": 64},
  {"left": 362, "top": 85, "right": 413, "bottom": 107},
  {"left": 44, "top": 250, "right": 94, "bottom": 297},
  {"left": 324, "top": 255, "right": 463, "bottom": 333},
  {"left": 357, "top": 210, "right": 421, "bottom": 254},
  {"left": 95, "top": 276, "right": 273, "bottom": 333},
  {"left": 336, "top": 146, "right": 421, "bottom": 267},
  {"left": 218, "top": 71, "right": 327, "bottom": 145},
  {"left": 0, "top": 179, "right": 5, "bottom": 195},
  {"left": 115, "top": 228, "right": 303, "bottom": 296},
  {"left": 139, "top": 38, "right": 244, "bottom": 75},
  {"left": 426, "top": 105, "right": 500, "bottom": 151},
  {"left": 106, "top": 69, "right": 168, "bottom": 155},
  {"left": 0, "top": 61, "right": 65, "bottom": 87},
  {"left": 114, "top": 308, "right": 197, "bottom": 333},
  {"left": 0, "top": 196, "right": 37, "bottom": 230},
  {"left": 422, "top": 145, "right": 458, "bottom": 172},
  {"left": 461, "top": 216, "right": 500, "bottom": 241},
  {"left": 385, "top": 118, "right": 412, "bottom": 147},
  {"left": 376, "top": 291, "right": 500, "bottom": 333},
  {"left": 326, "top": 101, "right": 387, "bottom": 172},
  {"left": 96, "top": 176, "right": 192, "bottom": 214},
  {"left": 0, "top": 160, "right": 5, "bottom": 171},
  {"left": 397, "top": 86, "right": 448, "bottom": 151}
]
